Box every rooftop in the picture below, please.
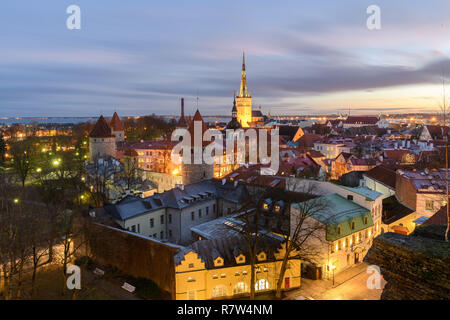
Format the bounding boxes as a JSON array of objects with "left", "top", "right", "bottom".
[{"left": 341, "top": 186, "right": 383, "bottom": 201}]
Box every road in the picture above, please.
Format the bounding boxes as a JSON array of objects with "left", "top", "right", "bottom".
[{"left": 285, "top": 262, "right": 386, "bottom": 300}]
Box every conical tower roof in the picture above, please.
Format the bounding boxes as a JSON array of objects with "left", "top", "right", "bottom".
[
  {"left": 110, "top": 112, "right": 123, "bottom": 131},
  {"left": 89, "top": 115, "right": 114, "bottom": 138}
]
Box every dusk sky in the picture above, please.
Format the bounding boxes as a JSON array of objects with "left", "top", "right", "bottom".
[{"left": 2, "top": 0, "right": 450, "bottom": 117}]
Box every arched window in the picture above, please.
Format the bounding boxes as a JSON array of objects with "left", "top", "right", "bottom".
[
  {"left": 211, "top": 285, "right": 227, "bottom": 298},
  {"left": 233, "top": 282, "right": 249, "bottom": 295},
  {"left": 255, "top": 279, "right": 269, "bottom": 291}
]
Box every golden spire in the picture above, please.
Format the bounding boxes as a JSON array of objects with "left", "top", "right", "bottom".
[{"left": 239, "top": 52, "right": 250, "bottom": 98}]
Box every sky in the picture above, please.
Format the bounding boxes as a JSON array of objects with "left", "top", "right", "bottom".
[{"left": 1, "top": 0, "right": 450, "bottom": 117}]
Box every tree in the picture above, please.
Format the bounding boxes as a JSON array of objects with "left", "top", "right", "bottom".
[
  {"left": 10, "top": 137, "right": 38, "bottom": 187},
  {"left": 272, "top": 179, "right": 331, "bottom": 299},
  {"left": 0, "top": 133, "right": 6, "bottom": 165}
]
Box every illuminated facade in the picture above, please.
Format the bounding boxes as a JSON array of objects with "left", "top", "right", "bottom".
[{"left": 236, "top": 53, "right": 253, "bottom": 128}]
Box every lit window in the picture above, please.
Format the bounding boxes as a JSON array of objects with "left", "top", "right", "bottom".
[{"left": 425, "top": 200, "right": 434, "bottom": 210}]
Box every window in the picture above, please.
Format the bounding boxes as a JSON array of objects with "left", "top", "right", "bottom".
[
  {"left": 364, "top": 216, "right": 368, "bottom": 224},
  {"left": 187, "top": 277, "right": 195, "bottom": 282},
  {"left": 137, "top": 224, "right": 140, "bottom": 233},
  {"left": 211, "top": 286, "right": 227, "bottom": 298},
  {"left": 234, "top": 272, "right": 240, "bottom": 276},
  {"left": 425, "top": 200, "right": 434, "bottom": 210},
  {"left": 233, "top": 282, "right": 249, "bottom": 295},
  {"left": 168, "top": 214, "right": 172, "bottom": 224},
  {"left": 242, "top": 271, "right": 248, "bottom": 275},
  {"left": 347, "top": 195, "right": 353, "bottom": 201},
  {"left": 255, "top": 279, "right": 269, "bottom": 291},
  {"left": 160, "top": 231, "right": 164, "bottom": 239},
  {"left": 337, "top": 226, "right": 341, "bottom": 235},
  {"left": 131, "top": 225, "right": 136, "bottom": 232},
  {"left": 169, "top": 230, "right": 172, "bottom": 238},
  {"left": 206, "top": 207, "right": 209, "bottom": 216},
  {"left": 263, "top": 203, "right": 269, "bottom": 210},
  {"left": 213, "top": 204, "right": 216, "bottom": 213},
  {"left": 153, "top": 233, "right": 157, "bottom": 237},
  {"left": 191, "top": 212, "right": 194, "bottom": 221},
  {"left": 212, "top": 275, "right": 218, "bottom": 279},
  {"left": 150, "top": 218, "right": 154, "bottom": 228},
  {"left": 160, "top": 215, "right": 164, "bottom": 224},
  {"left": 220, "top": 274, "right": 226, "bottom": 278},
  {"left": 188, "top": 263, "right": 194, "bottom": 268},
  {"left": 187, "top": 290, "right": 196, "bottom": 300},
  {"left": 198, "top": 209, "right": 202, "bottom": 218},
  {"left": 227, "top": 208, "right": 231, "bottom": 215},
  {"left": 351, "top": 221, "right": 355, "bottom": 230},
  {"left": 275, "top": 205, "right": 280, "bottom": 212}
]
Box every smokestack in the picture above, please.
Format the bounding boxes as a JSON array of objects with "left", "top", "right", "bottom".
[{"left": 181, "top": 98, "right": 185, "bottom": 118}]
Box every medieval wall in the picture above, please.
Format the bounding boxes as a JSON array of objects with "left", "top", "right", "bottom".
[
  {"left": 364, "top": 226, "right": 450, "bottom": 300},
  {"left": 86, "top": 223, "right": 179, "bottom": 298}
]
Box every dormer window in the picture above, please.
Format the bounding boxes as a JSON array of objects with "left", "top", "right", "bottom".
[
  {"left": 235, "top": 254, "right": 245, "bottom": 264},
  {"left": 257, "top": 252, "right": 266, "bottom": 261},
  {"left": 263, "top": 203, "right": 269, "bottom": 210},
  {"left": 337, "top": 226, "right": 341, "bottom": 235},
  {"left": 364, "top": 216, "right": 368, "bottom": 225},
  {"left": 214, "top": 257, "right": 224, "bottom": 267},
  {"left": 275, "top": 205, "right": 280, "bottom": 212},
  {"left": 351, "top": 221, "right": 355, "bottom": 230}
]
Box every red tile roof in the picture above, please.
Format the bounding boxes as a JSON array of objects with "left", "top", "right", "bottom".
[
  {"left": 343, "top": 116, "right": 379, "bottom": 125},
  {"left": 89, "top": 115, "right": 114, "bottom": 138},
  {"left": 110, "top": 112, "right": 123, "bottom": 131},
  {"left": 364, "top": 165, "right": 396, "bottom": 189}
]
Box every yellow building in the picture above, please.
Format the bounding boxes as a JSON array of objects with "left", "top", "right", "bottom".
[
  {"left": 236, "top": 53, "right": 253, "bottom": 128},
  {"left": 174, "top": 237, "right": 301, "bottom": 300}
]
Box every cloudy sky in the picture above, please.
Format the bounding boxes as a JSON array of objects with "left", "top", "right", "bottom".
[{"left": 1, "top": 0, "right": 450, "bottom": 117}]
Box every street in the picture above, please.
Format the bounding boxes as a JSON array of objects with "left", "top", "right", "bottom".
[{"left": 285, "top": 262, "right": 386, "bottom": 300}]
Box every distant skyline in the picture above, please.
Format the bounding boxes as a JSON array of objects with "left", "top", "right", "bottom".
[{"left": 1, "top": 1, "right": 450, "bottom": 117}]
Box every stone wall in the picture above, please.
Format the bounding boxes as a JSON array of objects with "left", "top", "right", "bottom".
[
  {"left": 364, "top": 226, "right": 450, "bottom": 300},
  {"left": 86, "top": 223, "right": 180, "bottom": 298}
]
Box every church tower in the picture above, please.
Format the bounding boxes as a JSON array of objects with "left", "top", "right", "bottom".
[{"left": 236, "top": 52, "right": 253, "bottom": 127}]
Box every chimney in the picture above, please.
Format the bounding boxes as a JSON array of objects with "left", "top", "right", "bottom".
[{"left": 181, "top": 98, "right": 185, "bottom": 118}]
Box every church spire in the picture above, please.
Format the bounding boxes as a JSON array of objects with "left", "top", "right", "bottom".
[{"left": 239, "top": 52, "right": 249, "bottom": 98}]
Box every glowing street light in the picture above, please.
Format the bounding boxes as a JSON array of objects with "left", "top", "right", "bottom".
[
  {"left": 13, "top": 198, "right": 19, "bottom": 204},
  {"left": 331, "top": 264, "right": 336, "bottom": 286},
  {"left": 36, "top": 168, "right": 42, "bottom": 173},
  {"left": 52, "top": 159, "right": 61, "bottom": 166}
]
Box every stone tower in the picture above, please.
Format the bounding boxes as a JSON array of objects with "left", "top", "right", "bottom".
[
  {"left": 110, "top": 112, "right": 124, "bottom": 143},
  {"left": 236, "top": 52, "right": 252, "bottom": 127},
  {"left": 88, "top": 115, "right": 116, "bottom": 162},
  {"left": 181, "top": 109, "right": 214, "bottom": 185}
]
